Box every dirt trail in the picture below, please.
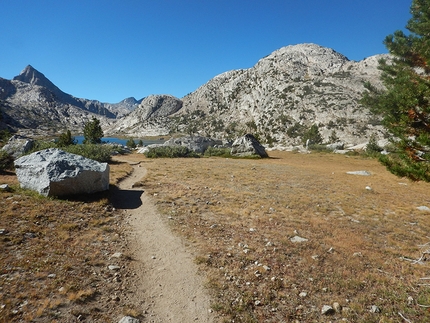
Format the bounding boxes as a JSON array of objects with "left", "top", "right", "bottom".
[{"left": 113, "top": 162, "right": 215, "bottom": 323}]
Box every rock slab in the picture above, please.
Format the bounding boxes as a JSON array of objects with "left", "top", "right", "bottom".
[
  {"left": 163, "top": 135, "right": 223, "bottom": 154},
  {"left": 14, "top": 148, "right": 109, "bottom": 196},
  {"left": 1, "top": 135, "right": 34, "bottom": 158},
  {"left": 231, "top": 134, "right": 268, "bottom": 158}
]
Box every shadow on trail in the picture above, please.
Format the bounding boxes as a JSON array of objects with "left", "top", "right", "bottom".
[{"left": 110, "top": 186, "right": 144, "bottom": 209}]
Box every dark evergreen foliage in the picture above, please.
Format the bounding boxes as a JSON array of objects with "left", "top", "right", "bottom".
[
  {"left": 361, "top": 0, "right": 430, "bottom": 181},
  {"left": 83, "top": 117, "right": 103, "bottom": 145}
]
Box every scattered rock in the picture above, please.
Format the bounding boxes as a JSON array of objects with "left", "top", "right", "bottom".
[
  {"left": 163, "top": 136, "right": 223, "bottom": 154},
  {"left": 370, "top": 305, "right": 381, "bottom": 313},
  {"left": 321, "top": 305, "right": 335, "bottom": 315},
  {"left": 110, "top": 252, "right": 123, "bottom": 259},
  {"left": 333, "top": 302, "right": 342, "bottom": 312},
  {"left": 417, "top": 206, "right": 430, "bottom": 212},
  {"left": 119, "top": 316, "right": 140, "bottom": 323},
  {"left": 0, "top": 184, "right": 11, "bottom": 192},
  {"left": 290, "top": 235, "right": 308, "bottom": 243},
  {"left": 365, "top": 186, "right": 372, "bottom": 191},
  {"left": 347, "top": 170, "right": 371, "bottom": 176},
  {"left": 14, "top": 148, "right": 110, "bottom": 197},
  {"left": 299, "top": 292, "right": 307, "bottom": 298},
  {"left": 231, "top": 134, "right": 268, "bottom": 158},
  {"left": 108, "top": 265, "right": 121, "bottom": 271},
  {"left": 326, "top": 142, "right": 345, "bottom": 151}
]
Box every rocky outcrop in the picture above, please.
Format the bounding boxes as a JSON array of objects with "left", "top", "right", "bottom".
[
  {"left": 105, "top": 95, "right": 182, "bottom": 137},
  {"left": 171, "top": 43, "right": 388, "bottom": 146},
  {"left": 163, "top": 136, "right": 222, "bottom": 154},
  {"left": 1, "top": 135, "right": 34, "bottom": 158},
  {"left": 14, "top": 148, "right": 109, "bottom": 196},
  {"left": 231, "top": 134, "right": 268, "bottom": 158}
]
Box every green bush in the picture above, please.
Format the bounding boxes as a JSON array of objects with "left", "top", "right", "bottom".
[
  {"left": 308, "top": 144, "right": 331, "bottom": 152},
  {"left": 203, "top": 147, "right": 231, "bottom": 157},
  {"left": 63, "top": 144, "right": 115, "bottom": 163},
  {"left": 126, "top": 138, "right": 136, "bottom": 148},
  {"left": 0, "top": 150, "right": 14, "bottom": 172},
  {"left": 144, "top": 146, "right": 200, "bottom": 158},
  {"left": 28, "top": 141, "right": 115, "bottom": 163}
]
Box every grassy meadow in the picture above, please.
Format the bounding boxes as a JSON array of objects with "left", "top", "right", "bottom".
[{"left": 1, "top": 150, "right": 430, "bottom": 322}]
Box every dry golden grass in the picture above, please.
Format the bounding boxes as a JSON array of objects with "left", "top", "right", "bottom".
[
  {"left": 0, "top": 160, "right": 137, "bottom": 322},
  {"left": 134, "top": 150, "right": 430, "bottom": 322}
]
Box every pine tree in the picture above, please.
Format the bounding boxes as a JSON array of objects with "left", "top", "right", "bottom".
[
  {"left": 302, "top": 124, "right": 323, "bottom": 146},
  {"left": 57, "top": 130, "right": 76, "bottom": 147},
  {"left": 362, "top": 0, "right": 430, "bottom": 181},
  {"left": 83, "top": 117, "right": 103, "bottom": 145}
]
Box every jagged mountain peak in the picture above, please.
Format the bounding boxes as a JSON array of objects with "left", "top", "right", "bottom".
[{"left": 13, "top": 65, "right": 60, "bottom": 92}]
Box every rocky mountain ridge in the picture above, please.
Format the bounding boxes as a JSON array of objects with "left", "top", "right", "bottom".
[
  {"left": 1, "top": 44, "right": 388, "bottom": 147},
  {"left": 173, "top": 44, "right": 387, "bottom": 146},
  {"left": 0, "top": 65, "right": 140, "bottom": 133}
]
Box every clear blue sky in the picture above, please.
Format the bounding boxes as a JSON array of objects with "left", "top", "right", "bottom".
[{"left": 1, "top": 0, "right": 411, "bottom": 103}]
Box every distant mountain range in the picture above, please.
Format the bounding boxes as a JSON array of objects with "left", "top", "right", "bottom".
[
  {"left": 0, "top": 44, "right": 388, "bottom": 146},
  {"left": 0, "top": 65, "right": 141, "bottom": 133}
]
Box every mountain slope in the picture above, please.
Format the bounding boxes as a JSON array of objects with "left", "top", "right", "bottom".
[
  {"left": 171, "top": 43, "right": 387, "bottom": 146},
  {"left": 105, "top": 94, "right": 182, "bottom": 136},
  {"left": 0, "top": 66, "right": 139, "bottom": 133}
]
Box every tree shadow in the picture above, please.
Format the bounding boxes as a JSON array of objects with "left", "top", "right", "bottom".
[{"left": 109, "top": 186, "right": 144, "bottom": 209}]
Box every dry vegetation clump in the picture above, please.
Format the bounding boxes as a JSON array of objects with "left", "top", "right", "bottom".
[
  {"left": 139, "top": 151, "right": 430, "bottom": 322},
  {"left": 0, "top": 161, "right": 138, "bottom": 322}
]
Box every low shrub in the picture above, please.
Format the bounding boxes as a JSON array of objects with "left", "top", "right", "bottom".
[
  {"left": 0, "top": 150, "right": 14, "bottom": 172},
  {"left": 144, "top": 146, "right": 200, "bottom": 158},
  {"left": 28, "top": 141, "right": 115, "bottom": 163},
  {"left": 63, "top": 144, "right": 115, "bottom": 163},
  {"left": 203, "top": 147, "right": 232, "bottom": 157},
  {"left": 308, "top": 144, "right": 331, "bottom": 152}
]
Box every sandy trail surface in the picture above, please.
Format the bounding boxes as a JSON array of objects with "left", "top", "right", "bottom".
[{"left": 112, "top": 161, "right": 215, "bottom": 323}]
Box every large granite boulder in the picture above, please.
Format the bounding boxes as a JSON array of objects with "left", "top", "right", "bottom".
[
  {"left": 163, "top": 136, "right": 223, "bottom": 154},
  {"left": 14, "top": 148, "right": 109, "bottom": 197},
  {"left": 231, "top": 134, "right": 268, "bottom": 158},
  {"left": 1, "top": 135, "right": 35, "bottom": 158}
]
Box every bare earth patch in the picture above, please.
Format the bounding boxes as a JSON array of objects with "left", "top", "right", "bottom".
[{"left": 112, "top": 159, "right": 215, "bottom": 322}]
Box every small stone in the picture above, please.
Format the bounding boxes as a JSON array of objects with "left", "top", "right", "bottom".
[
  {"left": 249, "top": 228, "right": 256, "bottom": 232},
  {"left": 290, "top": 235, "right": 308, "bottom": 243},
  {"left": 118, "top": 315, "right": 140, "bottom": 323},
  {"left": 0, "top": 229, "right": 8, "bottom": 235},
  {"left": 111, "top": 252, "right": 122, "bottom": 258},
  {"left": 299, "top": 292, "right": 307, "bottom": 298},
  {"left": 262, "top": 265, "right": 270, "bottom": 271},
  {"left": 370, "top": 305, "right": 381, "bottom": 313},
  {"left": 353, "top": 252, "right": 362, "bottom": 257},
  {"left": 417, "top": 206, "right": 430, "bottom": 212},
  {"left": 0, "top": 184, "right": 11, "bottom": 192},
  {"left": 347, "top": 170, "right": 371, "bottom": 176},
  {"left": 254, "top": 300, "right": 262, "bottom": 306},
  {"left": 47, "top": 274, "right": 56, "bottom": 278},
  {"left": 333, "top": 302, "right": 342, "bottom": 312},
  {"left": 321, "top": 305, "right": 335, "bottom": 315},
  {"left": 407, "top": 296, "right": 414, "bottom": 306},
  {"left": 108, "top": 265, "right": 121, "bottom": 271},
  {"left": 365, "top": 186, "right": 372, "bottom": 191}
]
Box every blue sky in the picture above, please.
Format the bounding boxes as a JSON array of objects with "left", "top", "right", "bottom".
[{"left": 1, "top": 0, "right": 411, "bottom": 103}]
